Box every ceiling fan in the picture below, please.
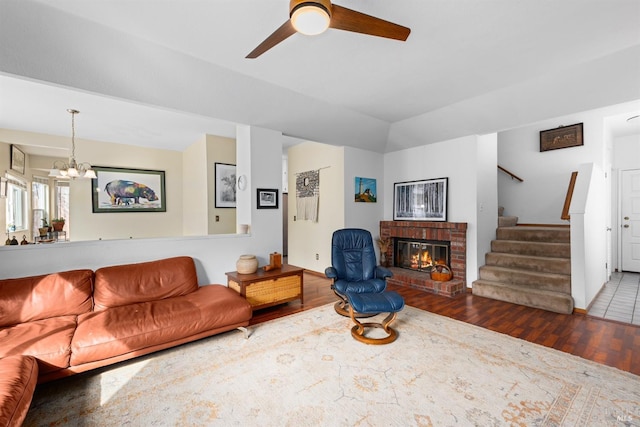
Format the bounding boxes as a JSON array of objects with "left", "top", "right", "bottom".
[{"left": 246, "top": 0, "right": 411, "bottom": 59}]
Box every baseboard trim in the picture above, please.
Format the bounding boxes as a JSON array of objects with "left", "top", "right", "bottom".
[{"left": 303, "top": 269, "right": 325, "bottom": 277}]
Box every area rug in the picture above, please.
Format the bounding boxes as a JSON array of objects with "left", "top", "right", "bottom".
[{"left": 24, "top": 304, "right": 640, "bottom": 426}]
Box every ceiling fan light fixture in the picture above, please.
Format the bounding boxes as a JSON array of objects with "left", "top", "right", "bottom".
[{"left": 290, "top": 1, "right": 331, "bottom": 35}]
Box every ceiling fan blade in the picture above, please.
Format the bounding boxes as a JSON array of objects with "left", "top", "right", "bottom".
[
  {"left": 329, "top": 4, "right": 410, "bottom": 41},
  {"left": 246, "top": 20, "right": 297, "bottom": 59}
]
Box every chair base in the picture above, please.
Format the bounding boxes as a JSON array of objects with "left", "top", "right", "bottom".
[
  {"left": 334, "top": 300, "right": 377, "bottom": 318},
  {"left": 349, "top": 308, "right": 398, "bottom": 345},
  {"left": 345, "top": 291, "right": 404, "bottom": 345}
]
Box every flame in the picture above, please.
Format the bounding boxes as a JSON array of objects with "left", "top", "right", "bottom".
[
  {"left": 422, "top": 251, "right": 433, "bottom": 267},
  {"left": 410, "top": 250, "right": 433, "bottom": 269}
]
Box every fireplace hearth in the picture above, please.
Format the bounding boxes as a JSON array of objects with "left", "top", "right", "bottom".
[{"left": 380, "top": 221, "right": 467, "bottom": 297}]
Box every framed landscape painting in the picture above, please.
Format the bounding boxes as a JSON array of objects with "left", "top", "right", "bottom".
[
  {"left": 91, "top": 166, "right": 166, "bottom": 213},
  {"left": 354, "top": 177, "right": 377, "bottom": 203},
  {"left": 393, "top": 177, "right": 448, "bottom": 221}
]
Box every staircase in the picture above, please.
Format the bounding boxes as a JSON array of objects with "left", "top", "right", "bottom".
[
  {"left": 497, "top": 206, "right": 518, "bottom": 227},
  {"left": 472, "top": 226, "right": 574, "bottom": 314}
]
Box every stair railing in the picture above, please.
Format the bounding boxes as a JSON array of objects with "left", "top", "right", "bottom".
[
  {"left": 498, "top": 165, "right": 523, "bottom": 182},
  {"left": 561, "top": 171, "right": 578, "bottom": 220}
]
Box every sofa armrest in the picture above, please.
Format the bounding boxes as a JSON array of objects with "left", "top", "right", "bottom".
[{"left": 0, "top": 355, "right": 38, "bottom": 427}]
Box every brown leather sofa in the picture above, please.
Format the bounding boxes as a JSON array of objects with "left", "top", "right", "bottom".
[{"left": 0, "top": 256, "right": 252, "bottom": 426}]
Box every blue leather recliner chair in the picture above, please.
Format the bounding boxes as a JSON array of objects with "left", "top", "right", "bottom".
[{"left": 324, "top": 228, "right": 393, "bottom": 316}]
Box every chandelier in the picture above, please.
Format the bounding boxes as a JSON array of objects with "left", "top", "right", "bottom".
[{"left": 49, "top": 109, "right": 96, "bottom": 179}]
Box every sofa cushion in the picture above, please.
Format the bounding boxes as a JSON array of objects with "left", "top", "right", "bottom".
[
  {"left": 0, "top": 316, "right": 77, "bottom": 374},
  {"left": 93, "top": 256, "right": 199, "bottom": 310},
  {"left": 0, "top": 269, "right": 93, "bottom": 327},
  {"left": 0, "top": 355, "right": 38, "bottom": 427},
  {"left": 71, "top": 285, "right": 252, "bottom": 366}
]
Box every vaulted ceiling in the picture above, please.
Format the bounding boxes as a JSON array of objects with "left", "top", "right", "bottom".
[{"left": 1, "top": 0, "right": 639, "bottom": 154}]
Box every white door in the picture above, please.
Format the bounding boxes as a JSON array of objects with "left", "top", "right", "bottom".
[{"left": 621, "top": 169, "right": 640, "bottom": 272}]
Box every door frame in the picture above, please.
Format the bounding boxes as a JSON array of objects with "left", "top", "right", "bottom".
[{"left": 618, "top": 168, "right": 640, "bottom": 272}]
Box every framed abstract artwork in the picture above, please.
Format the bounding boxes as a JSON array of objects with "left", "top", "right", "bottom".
[{"left": 91, "top": 166, "right": 166, "bottom": 213}]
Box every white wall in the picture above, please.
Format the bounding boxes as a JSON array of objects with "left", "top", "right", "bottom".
[
  {"left": 498, "top": 109, "right": 616, "bottom": 308},
  {"left": 236, "top": 126, "right": 252, "bottom": 233},
  {"left": 569, "top": 163, "right": 608, "bottom": 309},
  {"left": 0, "top": 126, "right": 282, "bottom": 284},
  {"left": 207, "top": 135, "right": 236, "bottom": 234},
  {"left": 498, "top": 102, "right": 640, "bottom": 293},
  {"left": 242, "top": 125, "right": 284, "bottom": 259},
  {"left": 498, "top": 110, "right": 608, "bottom": 224},
  {"left": 287, "top": 141, "right": 344, "bottom": 272},
  {"left": 384, "top": 135, "right": 495, "bottom": 284},
  {"left": 183, "top": 136, "right": 208, "bottom": 236},
  {"left": 0, "top": 141, "right": 8, "bottom": 235},
  {"left": 344, "top": 146, "right": 385, "bottom": 255},
  {"left": 1, "top": 129, "right": 243, "bottom": 241},
  {"left": 74, "top": 136, "right": 185, "bottom": 240},
  {"left": 476, "top": 134, "right": 499, "bottom": 269}
]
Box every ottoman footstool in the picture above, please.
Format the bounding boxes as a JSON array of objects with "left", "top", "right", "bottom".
[{"left": 346, "top": 291, "right": 405, "bottom": 345}]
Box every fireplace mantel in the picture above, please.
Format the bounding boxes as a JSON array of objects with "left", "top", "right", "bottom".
[{"left": 380, "top": 221, "right": 467, "bottom": 297}]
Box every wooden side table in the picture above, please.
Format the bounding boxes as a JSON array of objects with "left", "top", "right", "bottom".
[{"left": 226, "top": 264, "right": 304, "bottom": 311}]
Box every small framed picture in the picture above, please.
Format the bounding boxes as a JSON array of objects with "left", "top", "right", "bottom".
[
  {"left": 355, "top": 177, "right": 377, "bottom": 203},
  {"left": 10, "top": 145, "right": 25, "bottom": 174},
  {"left": 540, "top": 123, "right": 583, "bottom": 152},
  {"left": 257, "top": 188, "right": 278, "bottom": 209}
]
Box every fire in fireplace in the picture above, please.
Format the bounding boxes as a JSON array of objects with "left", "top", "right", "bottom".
[{"left": 394, "top": 238, "right": 450, "bottom": 272}]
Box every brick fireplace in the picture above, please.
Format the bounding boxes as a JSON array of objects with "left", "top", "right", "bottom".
[{"left": 380, "top": 221, "right": 467, "bottom": 297}]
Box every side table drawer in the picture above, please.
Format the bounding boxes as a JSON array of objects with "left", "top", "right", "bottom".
[{"left": 229, "top": 274, "right": 301, "bottom": 309}]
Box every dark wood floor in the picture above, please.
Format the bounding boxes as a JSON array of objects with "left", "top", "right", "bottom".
[{"left": 250, "top": 271, "right": 640, "bottom": 376}]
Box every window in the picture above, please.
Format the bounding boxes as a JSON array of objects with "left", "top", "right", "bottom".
[
  {"left": 32, "top": 177, "right": 50, "bottom": 233},
  {"left": 54, "top": 180, "right": 70, "bottom": 234},
  {"left": 6, "top": 175, "right": 28, "bottom": 232}
]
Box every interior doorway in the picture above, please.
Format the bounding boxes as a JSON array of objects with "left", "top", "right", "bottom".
[
  {"left": 621, "top": 168, "right": 640, "bottom": 272},
  {"left": 282, "top": 193, "right": 288, "bottom": 257}
]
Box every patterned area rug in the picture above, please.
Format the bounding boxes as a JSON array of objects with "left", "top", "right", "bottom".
[{"left": 25, "top": 304, "right": 640, "bottom": 426}]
